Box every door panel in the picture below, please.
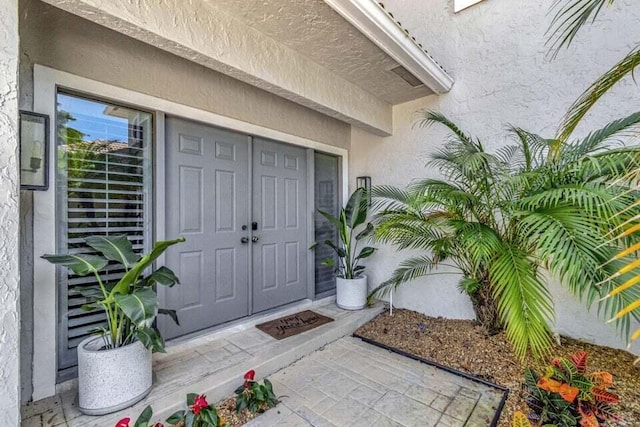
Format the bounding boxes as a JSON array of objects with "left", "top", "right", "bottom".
[
  {"left": 252, "top": 138, "right": 308, "bottom": 313},
  {"left": 161, "top": 117, "right": 250, "bottom": 339}
]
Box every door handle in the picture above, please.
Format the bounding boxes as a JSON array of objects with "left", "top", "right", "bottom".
[
  {"left": 241, "top": 237, "right": 250, "bottom": 244},
  {"left": 251, "top": 236, "right": 259, "bottom": 243}
]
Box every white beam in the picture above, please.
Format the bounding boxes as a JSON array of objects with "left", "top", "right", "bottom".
[
  {"left": 0, "top": 0, "right": 21, "bottom": 423},
  {"left": 324, "top": 0, "right": 454, "bottom": 94},
  {"left": 40, "top": 0, "right": 393, "bottom": 136}
]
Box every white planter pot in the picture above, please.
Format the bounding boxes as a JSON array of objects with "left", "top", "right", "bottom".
[
  {"left": 336, "top": 276, "right": 368, "bottom": 310},
  {"left": 77, "top": 336, "right": 152, "bottom": 415}
]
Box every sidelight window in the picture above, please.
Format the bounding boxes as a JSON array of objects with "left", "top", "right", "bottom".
[{"left": 55, "top": 92, "right": 153, "bottom": 376}]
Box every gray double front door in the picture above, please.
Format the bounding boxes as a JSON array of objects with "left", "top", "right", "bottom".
[{"left": 161, "top": 117, "right": 309, "bottom": 339}]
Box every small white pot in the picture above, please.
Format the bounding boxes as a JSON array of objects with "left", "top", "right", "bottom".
[
  {"left": 336, "top": 276, "right": 368, "bottom": 310},
  {"left": 77, "top": 336, "right": 152, "bottom": 415}
]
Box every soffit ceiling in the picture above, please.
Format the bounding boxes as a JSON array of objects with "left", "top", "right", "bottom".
[{"left": 206, "top": 0, "right": 435, "bottom": 105}]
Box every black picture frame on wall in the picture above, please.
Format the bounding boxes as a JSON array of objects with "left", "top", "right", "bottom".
[{"left": 19, "top": 110, "right": 49, "bottom": 191}]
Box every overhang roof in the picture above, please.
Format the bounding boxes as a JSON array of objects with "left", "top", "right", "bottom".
[
  {"left": 211, "top": 0, "right": 454, "bottom": 105},
  {"left": 41, "top": 0, "right": 453, "bottom": 135}
]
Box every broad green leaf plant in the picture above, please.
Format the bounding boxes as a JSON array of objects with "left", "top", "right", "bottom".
[
  {"left": 548, "top": 0, "right": 640, "bottom": 353},
  {"left": 370, "top": 111, "right": 640, "bottom": 360},
  {"left": 43, "top": 235, "right": 185, "bottom": 352},
  {"left": 313, "top": 187, "right": 376, "bottom": 279}
]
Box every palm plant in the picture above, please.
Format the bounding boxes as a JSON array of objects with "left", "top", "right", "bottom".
[
  {"left": 370, "top": 111, "right": 640, "bottom": 359},
  {"left": 548, "top": 1, "right": 640, "bottom": 349}
]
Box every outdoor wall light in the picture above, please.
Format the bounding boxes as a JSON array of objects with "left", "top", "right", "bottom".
[
  {"left": 356, "top": 176, "right": 372, "bottom": 206},
  {"left": 20, "top": 111, "right": 49, "bottom": 190}
]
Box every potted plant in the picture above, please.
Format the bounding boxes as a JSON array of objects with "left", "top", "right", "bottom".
[
  {"left": 314, "top": 187, "right": 376, "bottom": 310},
  {"left": 42, "top": 235, "right": 185, "bottom": 415}
]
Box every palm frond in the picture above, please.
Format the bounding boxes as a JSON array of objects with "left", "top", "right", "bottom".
[
  {"left": 507, "top": 127, "right": 552, "bottom": 170},
  {"left": 368, "top": 255, "right": 456, "bottom": 302},
  {"left": 557, "top": 49, "right": 640, "bottom": 142},
  {"left": 454, "top": 221, "right": 504, "bottom": 270},
  {"left": 370, "top": 185, "right": 412, "bottom": 212},
  {"left": 515, "top": 183, "right": 621, "bottom": 220},
  {"left": 546, "top": 0, "right": 615, "bottom": 59},
  {"left": 571, "top": 111, "right": 640, "bottom": 154},
  {"left": 488, "top": 244, "right": 554, "bottom": 360},
  {"left": 416, "top": 110, "right": 474, "bottom": 145},
  {"left": 517, "top": 205, "right": 608, "bottom": 303}
]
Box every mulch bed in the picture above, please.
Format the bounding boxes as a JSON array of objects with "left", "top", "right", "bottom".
[
  {"left": 354, "top": 309, "right": 640, "bottom": 427},
  {"left": 214, "top": 397, "right": 280, "bottom": 427}
]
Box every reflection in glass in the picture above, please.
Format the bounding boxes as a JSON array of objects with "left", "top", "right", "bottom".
[
  {"left": 56, "top": 92, "right": 152, "bottom": 372},
  {"left": 314, "top": 153, "right": 340, "bottom": 295}
]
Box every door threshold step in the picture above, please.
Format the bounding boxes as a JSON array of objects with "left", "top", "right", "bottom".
[{"left": 56, "top": 301, "right": 384, "bottom": 426}]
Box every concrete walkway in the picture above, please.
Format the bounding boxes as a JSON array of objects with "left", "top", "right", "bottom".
[
  {"left": 22, "top": 300, "right": 383, "bottom": 426},
  {"left": 22, "top": 302, "right": 503, "bottom": 426},
  {"left": 247, "top": 337, "right": 504, "bottom": 427}
]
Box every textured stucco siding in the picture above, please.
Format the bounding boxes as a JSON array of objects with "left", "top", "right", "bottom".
[
  {"left": 38, "top": 0, "right": 393, "bottom": 135},
  {"left": 19, "top": 0, "right": 352, "bottom": 401},
  {"left": 0, "top": 0, "right": 21, "bottom": 423},
  {"left": 20, "top": 0, "right": 351, "bottom": 150},
  {"left": 351, "top": 0, "right": 640, "bottom": 353}
]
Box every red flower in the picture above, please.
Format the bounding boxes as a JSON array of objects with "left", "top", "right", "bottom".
[
  {"left": 153, "top": 424, "right": 165, "bottom": 427},
  {"left": 115, "top": 418, "right": 130, "bottom": 427},
  {"left": 243, "top": 369, "right": 256, "bottom": 388},
  {"left": 244, "top": 370, "right": 256, "bottom": 381},
  {"left": 190, "top": 394, "right": 209, "bottom": 415}
]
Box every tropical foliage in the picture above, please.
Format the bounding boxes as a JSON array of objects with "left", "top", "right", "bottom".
[
  {"left": 513, "top": 411, "right": 532, "bottom": 427},
  {"left": 42, "top": 235, "right": 185, "bottom": 352},
  {"left": 523, "top": 351, "right": 620, "bottom": 426},
  {"left": 547, "top": 0, "right": 640, "bottom": 142},
  {"left": 117, "top": 393, "right": 227, "bottom": 427},
  {"left": 234, "top": 370, "right": 278, "bottom": 414},
  {"left": 370, "top": 111, "right": 640, "bottom": 359},
  {"left": 313, "top": 187, "right": 376, "bottom": 279},
  {"left": 549, "top": 0, "right": 640, "bottom": 349}
]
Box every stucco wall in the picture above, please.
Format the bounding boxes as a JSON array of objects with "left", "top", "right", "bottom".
[
  {"left": 351, "top": 0, "right": 640, "bottom": 353},
  {"left": 19, "top": 0, "right": 351, "bottom": 150},
  {"left": 19, "top": 0, "right": 351, "bottom": 401},
  {"left": 0, "top": 0, "right": 21, "bottom": 423}
]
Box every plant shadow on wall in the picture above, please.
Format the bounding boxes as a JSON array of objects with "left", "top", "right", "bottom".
[{"left": 369, "top": 110, "right": 640, "bottom": 360}]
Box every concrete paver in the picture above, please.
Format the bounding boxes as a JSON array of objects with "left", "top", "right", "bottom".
[{"left": 22, "top": 306, "right": 504, "bottom": 426}]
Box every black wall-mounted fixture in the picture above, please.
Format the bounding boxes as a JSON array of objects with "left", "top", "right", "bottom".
[
  {"left": 19, "top": 111, "right": 50, "bottom": 191},
  {"left": 356, "top": 176, "right": 372, "bottom": 206}
]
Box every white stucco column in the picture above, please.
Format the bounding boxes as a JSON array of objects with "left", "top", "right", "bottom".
[{"left": 0, "top": 0, "right": 21, "bottom": 424}]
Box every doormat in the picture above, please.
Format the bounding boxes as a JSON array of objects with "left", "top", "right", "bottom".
[{"left": 256, "top": 310, "right": 333, "bottom": 340}]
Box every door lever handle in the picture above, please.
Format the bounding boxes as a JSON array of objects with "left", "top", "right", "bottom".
[
  {"left": 241, "top": 237, "right": 250, "bottom": 244},
  {"left": 251, "top": 236, "right": 259, "bottom": 243}
]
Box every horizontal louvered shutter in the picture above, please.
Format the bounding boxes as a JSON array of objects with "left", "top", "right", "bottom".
[{"left": 56, "top": 92, "right": 152, "bottom": 373}]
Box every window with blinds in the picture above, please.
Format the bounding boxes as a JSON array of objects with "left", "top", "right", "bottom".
[{"left": 56, "top": 92, "right": 153, "bottom": 374}]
